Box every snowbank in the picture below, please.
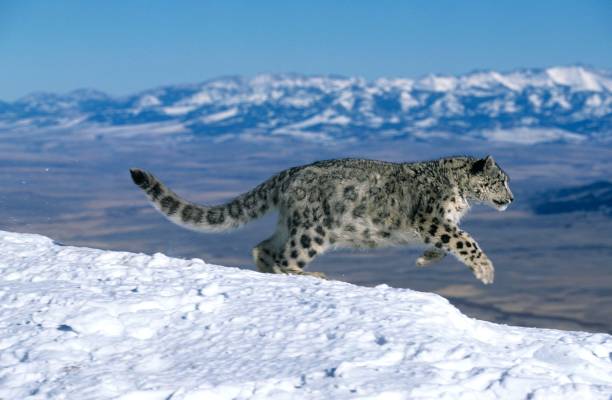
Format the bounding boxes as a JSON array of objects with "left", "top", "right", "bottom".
[{"left": 1, "top": 231, "right": 611, "bottom": 399}]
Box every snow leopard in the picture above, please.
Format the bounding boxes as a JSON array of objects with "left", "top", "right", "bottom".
[{"left": 130, "top": 155, "right": 513, "bottom": 284}]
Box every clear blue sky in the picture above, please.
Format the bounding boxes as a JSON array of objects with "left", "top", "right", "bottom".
[{"left": 1, "top": 0, "right": 611, "bottom": 100}]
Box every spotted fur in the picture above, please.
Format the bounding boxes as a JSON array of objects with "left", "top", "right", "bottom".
[{"left": 130, "top": 155, "right": 513, "bottom": 283}]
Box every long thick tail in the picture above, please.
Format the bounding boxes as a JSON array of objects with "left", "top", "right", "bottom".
[{"left": 130, "top": 168, "right": 278, "bottom": 232}]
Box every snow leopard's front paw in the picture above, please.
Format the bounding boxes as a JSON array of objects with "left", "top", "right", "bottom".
[
  {"left": 415, "top": 256, "right": 432, "bottom": 267},
  {"left": 471, "top": 258, "right": 494, "bottom": 284},
  {"left": 416, "top": 248, "right": 446, "bottom": 268}
]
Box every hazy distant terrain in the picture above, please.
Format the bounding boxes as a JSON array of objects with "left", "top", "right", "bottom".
[
  {"left": 533, "top": 181, "right": 612, "bottom": 215},
  {"left": 1, "top": 67, "right": 611, "bottom": 333}
]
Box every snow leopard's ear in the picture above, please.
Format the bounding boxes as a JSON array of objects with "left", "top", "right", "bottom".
[{"left": 471, "top": 155, "right": 495, "bottom": 174}]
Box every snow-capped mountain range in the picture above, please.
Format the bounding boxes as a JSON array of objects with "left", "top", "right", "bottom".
[{"left": 2, "top": 66, "right": 611, "bottom": 142}]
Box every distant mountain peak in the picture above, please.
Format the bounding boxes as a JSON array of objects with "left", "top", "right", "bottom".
[{"left": 2, "top": 65, "right": 611, "bottom": 143}]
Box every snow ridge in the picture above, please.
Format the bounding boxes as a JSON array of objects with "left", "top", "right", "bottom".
[
  {"left": 2, "top": 66, "right": 612, "bottom": 143},
  {"left": 1, "top": 230, "right": 611, "bottom": 399}
]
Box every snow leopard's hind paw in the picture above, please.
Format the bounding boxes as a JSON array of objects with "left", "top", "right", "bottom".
[{"left": 303, "top": 271, "right": 328, "bottom": 279}]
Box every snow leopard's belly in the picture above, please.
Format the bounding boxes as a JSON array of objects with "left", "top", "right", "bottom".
[{"left": 329, "top": 223, "right": 422, "bottom": 249}]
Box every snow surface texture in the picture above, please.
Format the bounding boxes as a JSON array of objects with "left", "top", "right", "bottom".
[
  {"left": 1, "top": 230, "right": 611, "bottom": 400},
  {"left": 2, "top": 66, "right": 612, "bottom": 143}
]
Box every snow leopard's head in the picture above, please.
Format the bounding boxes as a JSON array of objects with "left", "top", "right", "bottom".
[{"left": 468, "top": 156, "right": 513, "bottom": 211}]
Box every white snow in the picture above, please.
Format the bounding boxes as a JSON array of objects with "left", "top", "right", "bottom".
[
  {"left": 528, "top": 93, "right": 543, "bottom": 109},
  {"left": 163, "top": 92, "right": 215, "bottom": 116},
  {"left": 200, "top": 108, "right": 239, "bottom": 123},
  {"left": 482, "top": 128, "right": 586, "bottom": 144},
  {"left": 409, "top": 66, "right": 612, "bottom": 94},
  {"left": 79, "top": 121, "right": 187, "bottom": 138},
  {"left": 131, "top": 96, "right": 162, "bottom": 115},
  {"left": 415, "top": 75, "right": 458, "bottom": 92},
  {"left": 431, "top": 94, "right": 464, "bottom": 116},
  {"left": 479, "top": 98, "right": 518, "bottom": 115},
  {"left": 336, "top": 91, "right": 356, "bottom": 111},
  {"left": 399, "top": 91, "right": 419, "bottom": 112},
  {"left": 137, "top": 95, "right": 162, "bottom": 108},
  {"left": 546, "top": 66, "right": 610, "bottom": 92},
  {"left": 187, "top": 91, "right": 214, "bottom": 106},
  {"left": 1, "top": 230, "right": 611, "bottom": 399},
  {"left": 283, "top": 109, "right": 351, "bottom": 130},
  {"left": 163, "top": 105, "right": 197, "bottom": 116},
  {"left": 280, "top": 94, "right": 317, "bottom": 108},
  {"left": 546, "top": 91, "right": 572, "bottom": 110},
  {"left": 586, "top": 94, "right": 603, "bottom": 108}
]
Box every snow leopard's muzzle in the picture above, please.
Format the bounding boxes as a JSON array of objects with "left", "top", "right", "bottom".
[
  {"left": 493, "top": 197, "right": 513, "bottom": 211},
  {"left": 492, "top": 180, "right": 514, "bottom": 211}
]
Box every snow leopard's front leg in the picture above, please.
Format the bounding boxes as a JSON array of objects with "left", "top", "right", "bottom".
[
  {"left": 416, "top": 216, "right": 494, "bottom": 284},
  {"left": 416, "top": 248, "right": 446, "bottom": 267}
]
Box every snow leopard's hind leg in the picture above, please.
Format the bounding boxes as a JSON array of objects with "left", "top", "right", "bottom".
[
  {"left": 252, "top": 215, "right": 293, "bottom": 274},
  {"left": 252, "top": 233, "right": 286, "bottom": 274},
  {"left": 416, "top": 248, "right": 446, "bottom": 267},
  {"left": 252, "top": 226, "right": 328, "bottom": 279}
]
